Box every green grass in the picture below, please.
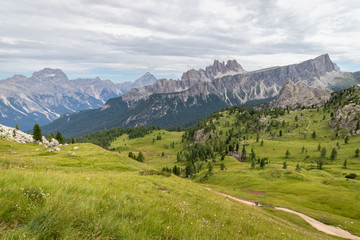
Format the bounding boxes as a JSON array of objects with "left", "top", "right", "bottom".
[
  {"left": 110, "top": 130, "right": 184, "bottom": 169},
  {"left": 1, "top": 139, "right": 340, "bottom": 239},
  {"left": 190, "top": 108, "right": 360, "bottom": 236},
  {"left": 104, "top": 107, "right": 360, "bottom": 236}
]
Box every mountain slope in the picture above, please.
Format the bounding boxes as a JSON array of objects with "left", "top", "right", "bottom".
[
  {"left": 271, "top": 79, "right": 333, "bottom": 109},
  {"left": 43, "top": 54, "right": 358, "bottom": 137},
  {"left": 0, "top": 69, "right": 156, "bottom": 130}
]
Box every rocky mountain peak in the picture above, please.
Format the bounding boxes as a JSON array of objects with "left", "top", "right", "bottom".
[
  {"left": 31, "top": 68, "right": 69, "bottom": 82},
  {"left": 133, "top": 72, "right": 157, "bottom": 86},
  {"left": 205, "top": 59, "right": 246, "bottom": 77},
  {"left": 272, "top": 78, "right": 332, "bottom": 109}
]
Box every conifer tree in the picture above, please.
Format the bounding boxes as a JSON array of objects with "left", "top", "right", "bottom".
[
  {"left": 283, "top": 161, "right": 287, "bottom": 169},
  {"left": 137, "top": 151, "right": 145, "bottom": 162},
  {"left": 312, "top": 131, "right": 317, "bottom": 138},
  {"left": 330, "top": 148, "right": 337, "bottom": 160},
  {"left": 344, "top": 136, "right": 349, "bottom": 144},
  {"left": 285, "top": 149, "right": 290, "bottom": 158},
  {"left": 296, "top": 163, "right": 301, "bottom": 171},
  {"left": 56, "top": 131, "right": 64, "bottom": 144},
  {"left": 343, "top": 159, "right": 347, "bottom": 168},
  {"left": 321, "top": 147, "right": 327, "bottom": 158},
  {"left": 251, "top": 159, "right": 255, "bottom": 169},
  {"left": 33, "top": 124, "right": 42, "bottom": 141},
  {"left": 15, "top": 124, "right": 19, "bottom": 130},
  {"left": 355, "top": 148, "right": 360, "bottom": 157},
  {"left": 71, "top": 137, "right": 76, "bottom": 144}
]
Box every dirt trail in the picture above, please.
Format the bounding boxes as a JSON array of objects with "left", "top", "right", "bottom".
[{"left": 218, "top": 192, "right": 360, "bottom": 240}]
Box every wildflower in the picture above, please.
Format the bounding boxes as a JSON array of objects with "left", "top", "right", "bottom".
[
  {"left": 135, "top": 198, "right": 139, "bottom": 201},
  {"left": 18, "top": 224, "right": 22, "bottom": 227}
]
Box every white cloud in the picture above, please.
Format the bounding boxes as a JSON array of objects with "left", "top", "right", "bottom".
[{"left": 0, "top": 0, "right": 359, "bottom": 82}]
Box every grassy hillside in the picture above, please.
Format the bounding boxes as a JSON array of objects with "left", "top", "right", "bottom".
[
  {"left": 180, "top": 105, "right": 360, "bottom": 236},
  {"left": 104, "top": 87, "right": 360, "bottom": 236},
  {"left": 109, "top": 130, "right": 184, "bottom": 169},
  {"left": 0, "top": 140, "right": 338, "bottom": 239}
]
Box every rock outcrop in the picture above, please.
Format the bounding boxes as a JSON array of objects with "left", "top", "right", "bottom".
[{"left": 271, "top": 79, "right": 332, "bottom": 109}]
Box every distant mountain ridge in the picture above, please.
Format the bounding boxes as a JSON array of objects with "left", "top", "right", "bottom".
[
  {"left": 0, "top": 69, "right": 157, "bottom": 130},
  {"left": 42, "top": 54, "right": 360, "bottom": 137}
]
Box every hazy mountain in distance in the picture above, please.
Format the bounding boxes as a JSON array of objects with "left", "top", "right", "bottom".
[{"left": 0, "top": 69, "right": 156, "bottom": 130}]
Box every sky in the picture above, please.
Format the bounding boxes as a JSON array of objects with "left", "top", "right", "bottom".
[{"left": 0, "top": 0, "right": 360, "bottom": 83}]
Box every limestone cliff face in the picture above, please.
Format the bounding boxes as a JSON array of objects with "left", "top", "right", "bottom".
[
  {"left": 122, "top": 59, "right": 247, "bottom": 103},
  {"left": 271, "top": 79, "right": 332, "bottom": 109},
  {"left": 123, "top": 54, "right": 353, "bottom": 108}
]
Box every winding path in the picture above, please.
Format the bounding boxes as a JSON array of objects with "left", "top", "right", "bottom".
[{"left": 218, "top": 191, "right": 360, "bottom": 240}]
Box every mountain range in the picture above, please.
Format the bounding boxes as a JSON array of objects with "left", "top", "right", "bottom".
[
  {"left": 42, "top": 54, "right": 360, "bottom": 137},
  {"left": 0, "top": 69, "right": 156, "bottom": 130}
]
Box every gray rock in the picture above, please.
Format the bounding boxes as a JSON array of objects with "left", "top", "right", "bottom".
[{"left": 271, "top": 79, "right": 332, "bottom": 109}]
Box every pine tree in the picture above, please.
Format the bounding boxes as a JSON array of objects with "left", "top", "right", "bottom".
[
  {"left": 241, "top": 145, "right": 247, "bottom": 161},
  {"left": 137, "top": 151, "right": 145, "bottom": 162},
  {"left": 207, "top": 162, "right": 213, "bottom": 174},
  {"left": 317, "top": 143, "right": 321, "bottom": 151},
  {"left": 355, "top": 148, "right": 360, "bottom": 157},
  {"left": 260, "top": 139, "right": 264, "bottom": 146},
  {"left": 301, "top": 146, "right": 305, "bottom": 153},
  {"left": 295, "top": 115, "right": 298, "bottom": 121},
  {"left": 15, "top": 124, "right": 19, "bottom": 130},
  {"left": 176, "top": 152, "right": 181, "bottom": 162},
  {"left": 295, "top": 163, "right": 301, "bottom": 171},
  {"left": 260, "top": 158, "right": 266, "bottom": 168},
  {"left": 185, "top": 164, "right": 194, "bottom": 177},
  {"left": 321, "top": 147, "right": 327, "bottom": 158},
  {"left": 33, "top": 124, "right": 42, "bottom": 141},
  {"left": 343, "top": 159, "right": 347, "bottom": 168},
  {"left": 256, "top": 133, "right": 259, "bottom": 142},
  {"left": 344, "top": 136, "right": 349, "bottom": 144},
  {"left": 312, "top": 131, "right": 317, "bottom": 138},
  {"left": 48, "top": 132, "right": 55, "bottom": 140},
  {"left": 317, "top": 159, "right": 323, "bottom": 170},
  {"left": 56, "top": 131, "right": 64, "bottom": 144},
  {"left": 71, "top": 137, "right": 76, "bottom": 144},
  {"left": 283, "top": 161, "right": 287, "bottom": 169},
  {"left": 251, "top": 148, "right": 256, "bottom": 160},
  {"left": 279, "top": 130, "right": 282, "bottom": 137},
  {"left": 285, "top": 149, "right": 290, "bottom": 158},
  {"left": 330, "top": 148, "right": 337, "bottom": 160},
  {"left": 220, "top": 163, "right": 225, "bottom": 170},
  {"left": 251, "top": 159, "right": 255, "bottom": 169}
]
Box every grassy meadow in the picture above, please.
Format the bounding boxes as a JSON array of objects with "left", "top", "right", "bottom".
[
  {"left": 106, "top": 107, "right": 360, "bottom": 237},
  {"left": 110, "top": 130, "right": 184, "bottom": 169},
  {"left": 1, "top": 139, "right": 340, "bottom": 239}
]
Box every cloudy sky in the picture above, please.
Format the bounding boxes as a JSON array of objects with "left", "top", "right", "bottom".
[{"left": 1, "top": 0, "right": 360, "bottom": 82}]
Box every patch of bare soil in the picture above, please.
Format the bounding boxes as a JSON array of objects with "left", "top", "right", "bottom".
[{"left": 244, "top": 189, "right": 265, "bottom": 195}]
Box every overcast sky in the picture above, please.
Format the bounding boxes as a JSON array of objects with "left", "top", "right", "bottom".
[{"left": 0, "top": 0, "right": 360, "bottom": 82}]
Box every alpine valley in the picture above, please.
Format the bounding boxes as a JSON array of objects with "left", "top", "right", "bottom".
[
  {"left": 42, "top": 54, "right": 360, "bottom": 137},
  {"left": 0, "top": 69, "right": 157, "bottom": 130}
]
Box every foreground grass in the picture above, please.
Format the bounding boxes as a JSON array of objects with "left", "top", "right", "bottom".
[{"left": 0, "top": 140, "right": 338, "bottom": 239}]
